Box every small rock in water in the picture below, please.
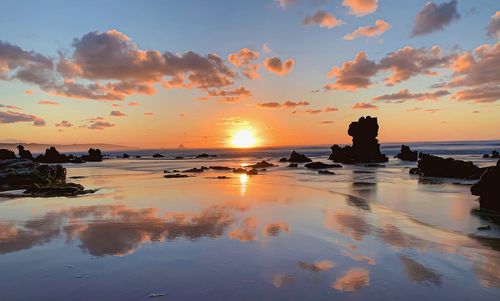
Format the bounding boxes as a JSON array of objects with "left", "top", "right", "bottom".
[
  {"left": 477, "top": 225, "right": 491, "bottom": 231},
  {"left": 233, "top": 168, "right": 247, "bottom": 174},
  {"left": 288, "top": 163, "right": 298, "bottom": 168},
  {"left": 247, "top": 168, "right": 259, "bottom": 175},
  {"left": 216, "top": 176, "right": 231, "bottom": 179},
  {"left": 149, "top": 293, "right": 166, "bottom": 298},
  {"left": 182, "top": 168, "right": 204, "bottom": 173},
  {"left": 318, "top": 170, "right": 335, "bottom": 175},
  {"left": 164, "top": 174, "right": 189, "bottom": 179}
]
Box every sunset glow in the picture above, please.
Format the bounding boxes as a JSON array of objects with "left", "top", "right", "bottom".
[{"left": 230, "top": 129, "right": 258, "bottom": 148}]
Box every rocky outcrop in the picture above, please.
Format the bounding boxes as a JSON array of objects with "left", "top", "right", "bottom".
[
  {"left": 278, "top": 158, "right": 288, "bottom": 163},
  {"left": 483, "top": 150, "right": 499, "bottom": 159},
  {"left": 288, "top": 163, "right": 298, "bottom": 168},
  {"left": 288, "top": 151, "right": 312, "bottom": 163},
  {"left": 164, "top": 174, "right": 189, "bottom": 179},
  {"left": 318, "top": 170, "right": 335, "bottom": 175},
  {"left": 196, "top": 153, "right": 210, "bottom": 158},
  {"left": 0, "top": 159, "right": 66, "bottom": 190},
  {"left": 248, "top": 160, "right": 275, "bottom": 169},
  {"left": 411, "top": 153, "right": 484, "bottom": 179},
  {"left": 471, "top": 160, "right": 500, "bottom": 212},
  {"left": 152, "top": 153, "right": 164, "bottom": 158},
  {"left": 182, "top": 168, "right": 204, "bottom": 173},
  {"left": 329, "top": 116, "right": 388, "bottom": 164},
  {"left": 122, "top": 153, "right": 130, "bottom": 158},
  {"left": 395, "top": 145, "right": 418, "bottom": 161},
  {"left": 304, "top": 162, "right": 343, "bottom": 169},
  {"left": 17, "top": 145, "right": 33, "bottom": 160},
  {"left": 210, "top": 166, "right": 232, "bottom": 170},
  {"left": 35, "top": 147, "right": 74, "bottom": 163},
  {"left": 81, "top": 148, "right": 103, "bottom": 162},
  {"left": 0, "top": 149, "right": 16, "bottom": 160},
  {"left": 24, "top": 183, "right": 95, "bottom": 197}
]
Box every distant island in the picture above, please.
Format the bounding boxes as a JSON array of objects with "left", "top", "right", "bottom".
[{"left": 0, "top": 143, "right": 132, "bottom": 153}]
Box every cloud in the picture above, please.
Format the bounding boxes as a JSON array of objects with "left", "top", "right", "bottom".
[
  {"left": 55, "top": 120, "right": 73, "bottom": 128},
  {"left": 0, "top": 104, "right": 22, "bottom": 110},
  {"left": 293, "top": 107, "right": 338, "bottom": 114},
  {"left": 326, "top": 46, "right": 453, "bottom": 91},
  {"left": 406, "top": 107, "right": 421, "bottom": 112},
  {"left": 83, "top": 117, "right": 115, "bottom": 130},
  {"left": 423, "top": 108, "right": 440, "bottom": 113},
  {"left": 487, "top": 11, "right": 500, "bottom": 39},
  {"left": 452, "top": 85, "right": 500, "bottom": 103},
  {"left": 263, "top": 222, "right": 290, "bottom": 236},
  {"left": 256, "top": 100, "right": 309, "bottom": 109},
  {"left": 110, "top": 110, "right": 127, "bottom": 117},
  {"left": 0, "top": 110, "right": 46, "bottom": 126},
  {"left": 128, "top": 102, "right": 139, "bottom": 106},
  {"left": 144, "top": 112, "right": 154, "bottom": 116},
  {"left": 228, "top": 217, "right": 257, "bottom": 242},
  {"left": 326, "top": 52, "right": 378, "bottom": 91},
  {"left": 352, "top": 102, "right": 378, "bottom": 110},
  {"left": 277, "top": 0, "right": 298, "bottom": 8},
  {"left": 263, "top": 57, "right": 295, "bottom": 76},
  {"left": 411, "top": 0, "right": 460, "bottom": 37},
  {"left": 344, "top": 20, "right": 391, "bottom": 40},
  {"left": 297, "top": 260, "right": 335, "bottom": 272},
  {"left": 262, "top": 43, "right": 272, "bottom": 53},
  {"left": 332, "top": 268, "right": 370, "bottom": 292},
  {"left": 24, "top": 90, "right": 32, "bottom": 94},
  {"left": 208, "top": 86, "right": 252, "bottom": 102},
  {"left": 373, "top": 89, "right": 450, "bottom": 103},
  {"left": 227, "top": 48, "right": 261, "bottom": 79},
  {"left": 303, "top": 11, "right": 344, "bottom": 29},
  {"left": 1, "top": 30, "right": 237, "bottom": 101},
  {"left": 38, "top": 100, "right": 60, "bottom": 106},
  {"left": 342, "top": 0, "right": 378, "bottom": 16},
  {"left": 320, "top": 120, "right": 335, "bottom": 124}
]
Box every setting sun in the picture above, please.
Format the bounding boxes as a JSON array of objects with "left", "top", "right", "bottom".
[{"left": 230, "top": 129, "right": 257, "bottom": 148}]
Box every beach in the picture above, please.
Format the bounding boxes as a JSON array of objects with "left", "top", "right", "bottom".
[{"left": 1, "top": 141, "right": 499, "bottom": 300}]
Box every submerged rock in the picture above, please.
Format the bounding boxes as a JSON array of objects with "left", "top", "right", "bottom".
[
  {"left": 471, "top": 160, "right": 500, "bottom": 212},
  {"left": 329, "top": 116, "right": 388, "bottom": 164},
  {"left": 364, "top": 163, "right": 386, "bottom": 168},
  {"left": 152, "top": 153, "right": 164, "bottom": 158},
  {"left": 81, "top": 148, "right": 103, "bottom": 162},
  {"left": 288, "top": 151, "right": 312, "bottom": 163},
  {"left": 209, "top": 166, "right": 232, "bottom": 170},
  {"left": 182, "top": 168, "right": 204, "bottom": 173},
  {"left": 0, "top": 149, "right": 16, "bottom": 160},
  {"left": 318, "top": 170, "right": 335, "bottom": 175},
  {"left": 305, "top": 162, "right": 342, "bottom": 169},
  {"left": 248, "top": 160, "right": 276, "bottom": 169},
  {"left": 23, "top": 183, "right": 95, "bottom": 197},
  {"left": 17, "top": 145, "right": 33, "bottom": 160},
  {"left": 395, "top": 145, "right": 418, "bottom": 161},
  {"left": 288, "top": 163, "right": 298, "bottom": 168},
  {"left": 247, "top": 168, "right": 259, "bottom": 175},
  {"left": 412, "top": 153, "right": 484, "bottom": 179},
  {"left": 196, "top": 153, "right": 210, "bottom": 158},
  {"left": 278, "top": 157, "right": 288, "bottom": 163}
]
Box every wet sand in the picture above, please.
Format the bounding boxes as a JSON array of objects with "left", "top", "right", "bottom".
[{"left": 0, "top": 155, "right": 499, "bottom": 300}]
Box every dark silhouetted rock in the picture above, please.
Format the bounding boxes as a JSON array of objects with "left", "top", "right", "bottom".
[
  {"left": 81, "top": 148, "right": 103, "bottom": 162},
  {"left": 278, "top": 158, "right": 288, "bottom": 163},
  {"left": 288, "top": 163, "right": 298, "bottom": 168},
  {"left": 164, "top": 174, "right": 189, "bottom": 179},
  {"left": 483, "top": 154, "right": 490, "bottom": 158},
  {"left": 17, "top": 145, "right": 33, "bottom": 160},
  {"left": 364, "top": 164, "right": 386, "bottom": 168},
  {"left": 152, "top": 153, "right": 164, "bottom": 158},
  {"left": 247, "top": 168, "right": 259, "bottom": 175},
  {"left": 0, "top": 159, "right": 66, "bottom": 190},
  {"left": 411, "top": 153, "right": 484, "bottom": 179},
  {"left": 135, "top": 155, "right": 141, "bottom": 158},
  {"left": 216, "top": 176, "right": 231, "bottom": 179},
  {"left": 35, "top": 147, "right": 74, "bottom": 163},
  {"left": 248, "top": 160, "right": 276, "bottom": 169},
  {"left": 233, "top": 168, "right": 247, "bottom": 174},
  {"left": 396, "top": 145, "right": 418, "bottom": 161},
  {"left": 210, "top": 166, "right": 232, "bottom": 170},
  {"left": 196, "top": 153, "right": 210, "bottom": 158},
  {"left": 471, "top": 160, "right": 500, "bottom": 212},
  {"left": 305, "top": 162, "right": 342, "bottom": 169},
  {"left": 24, "top": 183, "right": 95, "bottom": 197},
  {"left": 329, "top": 116, "right": 388, "bottom": 164},
  {"left": 409, "top": 167, "right": 420, "bottom": 175},
  {"left": 318, "top": 170, "right": 335, "bottom": 175},
  {"left": 0, "top": 149, "right": 16, "bottom": 160},
  {"left": 122, "top": 153, "right": 130, "bottom": 158},
  {"left": 182, "top": 168, "right": 204, "bottom": 173},
  {"left": 493, "top": 151, "right": 500, "bottom": 158},
  {"left": 175, "top": 156, "right": 184, "bottom": 159},
  {"left": 288, "top": 151, "right": 312, "bottom": 163}
]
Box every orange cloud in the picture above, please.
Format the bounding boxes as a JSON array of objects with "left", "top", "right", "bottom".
[
  {"left": 256, "top": 100, "right": 309, "bottom": 109},
  {"left": 373, "top": 89, "right": 450, "bottom": 103},
  {"left": 82, "top": 117, "right": 115, "bottom": 130},
  {"left": 24, "top": 90, "right": 32, "bottom": 94},
  {"left": 487, "top": 11, "right": 500, "bottom": 39},
  {"left": 263, "top": 57, "right": 295, "bottom": 76},
  {"left": 342, "top": 0, "right": 378, "bottom": 16},
  {"left": 352, "top": 102, "right": 378, "bottom": 110},
  {"left": 263, "top": 222, "right": 290, "bottom": 236},
  {"left": 326, "top": 52, "right": 378, "bottom": 91},
  {"left": 0, "top": 110, "right": 46, "bottom": 126},
  {"left": 55, "top": 120, "right": 73, "bottom": 128},
  {"left": 110, "top": 110, "right": 127, "bottom": 117},
  {"left": 227, "top": 48, "right": 261, "bottom": 79},
  {"left": 228, "top": 217, "right": 257, "bottom": 242},
  {"left": 303, "top": 11, "right": 344, "bottom": 29},
  {"left": 332, "top": 268, "right": 370, "bottom": 292},
  {"left": 38, "top": 100, "right": 60, "bottom": 106},
  {"left": 344, "top": 19, "right": 390, "bottom": 40},
  {"left": 144, "top": 112, "right": 154, "bottom": 116},
  {"left": 128, "top": 102, "right": 140, "bottom": 106}
]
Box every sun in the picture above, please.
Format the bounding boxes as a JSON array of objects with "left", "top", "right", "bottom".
[{"left": 230, "top": 129, "right": 257, "bottom": 148}]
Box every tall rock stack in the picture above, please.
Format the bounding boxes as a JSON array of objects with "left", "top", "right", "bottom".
[{"left": 329, "top": 116, "right": 388, "bottom": 164}]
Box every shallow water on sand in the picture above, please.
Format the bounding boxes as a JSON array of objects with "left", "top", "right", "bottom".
[{"left": 1, "top": 147, "right": 500, "bottom": 300}]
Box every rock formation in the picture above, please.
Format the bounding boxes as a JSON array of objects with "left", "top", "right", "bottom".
[
  {"left": 122, "top": 153, "right": 130, "bottom": 158},
  {"left": 304, "top": 162, "right": 343, "bottom": 169},
  {"left": 152, "top": 153, "right": 164, "bottom": 158},
  {"left": 471, "top": 160, "right": 500, "bottom": 212},
  {"left": 395, "top": 145, "right": 418, "bottom": 161},
  {"left": 35, "top": 147, "right": 74, "bottom": 163},
  {"left": 17, "top": 145, "right": 33, "bottom": 160},
  {"left": 0, "top": 159, "right": 66, "bottom": 190},
  {"left": 288, "top": 151, "right": 312, "bottom": 163},
  {"left": 411, "top": 153, "right": 484, "bottom": 179},
  {"left": 81, "top": 148, "right": 103, "bottom": 162},
  {"left": 248, "top": 160, "right": 275, "bottom": 169},
  {"left": 196, "top": 153, "right": 210, "bottom": 158},
  {"left": 0, "top": 149, "right": 16, "bottom": 160},
  {"left": 483, "top": 150, "right": 499, "bottom": 159},
  {"left": 329, "top": 116, "right": 388, "bottom": 164}
]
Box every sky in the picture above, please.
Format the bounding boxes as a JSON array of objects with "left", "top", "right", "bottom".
[{"left": 0, "top": 0, "right": 499, "bottom": 148}]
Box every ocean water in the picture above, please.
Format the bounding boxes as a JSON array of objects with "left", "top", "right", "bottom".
[{"left": 0, "top": 141, "right": 499, "bottom": 300}]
